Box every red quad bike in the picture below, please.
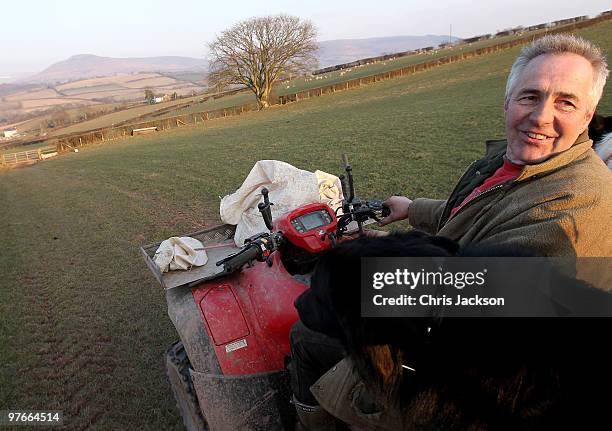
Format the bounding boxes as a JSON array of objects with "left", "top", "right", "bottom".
[{"left": 141, "top": 157, "right": 389, "bottom": 431}]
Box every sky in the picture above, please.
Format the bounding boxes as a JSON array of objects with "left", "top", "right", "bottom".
[{"left": 0, "top": 0, "right": 610, "bottom": 77}]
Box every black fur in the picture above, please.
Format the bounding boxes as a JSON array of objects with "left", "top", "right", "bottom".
[
  {"left": 589, "top": 113, "right": 612, "bottom": 144},
  {"left": 296, "top": 231, "right": 612, "bottom": 429}
]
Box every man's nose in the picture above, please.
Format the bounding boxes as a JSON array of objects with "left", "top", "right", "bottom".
[{"left": 529, "top": 100, "right": 554, "bottom": 125}]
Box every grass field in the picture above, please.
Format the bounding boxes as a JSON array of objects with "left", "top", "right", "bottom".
[
  {"left": 0, "top": 21, "right": 610, "bottom": 430},
  {"left": 49, "top": 96, "right": 205, "bottom": 136}
]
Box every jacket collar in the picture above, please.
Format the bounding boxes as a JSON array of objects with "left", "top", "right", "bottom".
[{"left": 516, "top": 130, "right": 592, "bottom": 181}]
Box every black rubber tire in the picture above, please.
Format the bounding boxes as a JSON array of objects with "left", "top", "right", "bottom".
[{"left": 165, "top": 341, "right": 208, "bottom": 431}]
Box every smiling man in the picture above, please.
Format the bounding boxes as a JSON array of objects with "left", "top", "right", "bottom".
[
  {"left": 504, "top": 49, "right": 598, "bottom": 164},
  {"left": 381, "top": 34, "right": 612, "bottom": 258},
  {"left": 291, "top": 35, "right": 612, "bottom": 431}
]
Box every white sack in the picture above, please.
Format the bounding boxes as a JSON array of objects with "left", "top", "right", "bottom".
[
  {"left": 220, "top": 160, "right": 343, "bottom": 246},
  {"left": 154, "top": 236, "right": 208, "bottom": 273}
]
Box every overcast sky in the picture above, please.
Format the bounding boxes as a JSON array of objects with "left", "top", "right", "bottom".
[{"left": 1, "top": 0, "right": 609, "bottom": 76}]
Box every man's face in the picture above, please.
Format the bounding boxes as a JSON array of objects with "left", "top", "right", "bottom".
[{"left": 504, "top": 53, "right": 595, "bottom": 165}]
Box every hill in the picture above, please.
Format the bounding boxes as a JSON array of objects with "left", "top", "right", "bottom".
[
  {"left": 317, "top": 35, "right": 460, "bottom": 67},
  {"left": 22, "top": 36, "right": 457, "bottom": 85},
  {"left": 24, "top": 54, "right": 208, "bottom": 84}
]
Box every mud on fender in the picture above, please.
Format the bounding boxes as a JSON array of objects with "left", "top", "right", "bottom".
[{"left": 190, "top": 369, "right": 295, "bottom": 430}]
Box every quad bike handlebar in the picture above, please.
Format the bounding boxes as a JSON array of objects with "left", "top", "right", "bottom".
[{"left": 216, "top": 231, "right": 284, "bottom": 272}]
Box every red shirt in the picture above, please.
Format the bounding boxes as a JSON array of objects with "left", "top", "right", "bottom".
[{"left": 450, "top": 158, "right": 522, "bottom": 218}]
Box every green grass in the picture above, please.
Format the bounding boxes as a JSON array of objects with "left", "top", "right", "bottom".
[
  {"left": 0, "top": 20, "right": 610, "bottom": 430},
  {"left": 51, "top": 102, "right": 186, "bottom": 136},
  {"left": 48, "top": 94, "right": 210, "bottom": 137}
]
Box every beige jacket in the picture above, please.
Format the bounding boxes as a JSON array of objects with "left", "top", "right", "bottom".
[{"left": 409, "top": 139, "right": 612, "bottom": 258}]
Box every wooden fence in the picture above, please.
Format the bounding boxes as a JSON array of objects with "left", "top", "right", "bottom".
[
  {"left": 1, "top": 146, "right": 58, "bottom": 168},
  {"left": 54, "top": 101, "right": 260, "bottom": 152},
  {"left": 6, "top": 13, "right": 610, "bottom": 165}
]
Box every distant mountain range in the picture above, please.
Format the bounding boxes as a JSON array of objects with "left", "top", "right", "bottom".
[
  {"left": 23, "top": 54, "right": 209, "bottom": 84},
  {"left": 316, "top": 35, "right": 460, "bottom": 67},
  {"left": 16, "top": 35, "right": 459, "bottom": 84}
]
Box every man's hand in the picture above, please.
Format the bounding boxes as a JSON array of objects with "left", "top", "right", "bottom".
[
  {"left": 361, "top": 229, "right": 389, "bottom": 238},
  {"left": 379, "top": 196, "right": 412, "bottom": 226}
]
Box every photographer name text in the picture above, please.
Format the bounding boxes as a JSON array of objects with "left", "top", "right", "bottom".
[{"left": 371, "top": 268, "right": 504, "bottom": 307}]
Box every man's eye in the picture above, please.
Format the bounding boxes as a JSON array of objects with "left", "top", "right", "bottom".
[
  {"left": 557, "top": 100, "right": 576, "bottom": 111},
  {"left": 517, "top": 95, "right": 537, "bottom": 103}
]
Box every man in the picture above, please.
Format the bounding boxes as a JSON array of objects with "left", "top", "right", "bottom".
[
  {"left": 381, "top": 34, "right": 612, "bottom": 258},
  {"left": 290, "top": 34, "right": 612, "bottom": 430}
]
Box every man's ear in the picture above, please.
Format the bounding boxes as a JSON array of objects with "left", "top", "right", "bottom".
[{"left": 583, "top": 110, "right": 595, "bottom": 131}]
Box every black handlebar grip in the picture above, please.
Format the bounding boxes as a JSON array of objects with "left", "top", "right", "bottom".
[
  {"left": 225, "top": 245, "right": 261, "bottom": 272},
  {"left": 261, "top": 187, "right": 270, "bottom": 204},
  {"left": 259, "top": 187, "right": 274, "bottom": 231}
]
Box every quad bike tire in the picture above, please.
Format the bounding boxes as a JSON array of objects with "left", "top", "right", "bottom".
[{"left": 166, "top": 340, "right": 208, "bottom": 431}]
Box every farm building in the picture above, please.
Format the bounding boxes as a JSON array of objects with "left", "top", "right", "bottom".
[
  {"left": 462, "top": 34, "right": 492, "bottom": 44},
  {"left": 152, "top": 95, "right": 171, "bottom": 104},
  {"left": 2, "top": 128, "right": 18, "bottom": 138},
  {"left": 552, "top": 16, "right": 588, "bottom": 26}
]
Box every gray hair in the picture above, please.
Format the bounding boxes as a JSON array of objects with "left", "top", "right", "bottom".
[{"left": 505, "top": 34, "right": 609, "bottom": 111}]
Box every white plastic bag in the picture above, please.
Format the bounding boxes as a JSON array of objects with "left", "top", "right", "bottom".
[{"left": 153, "top": 237, "right": 208, "bottom": 273}]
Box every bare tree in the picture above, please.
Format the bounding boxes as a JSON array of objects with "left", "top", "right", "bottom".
[
  {"left": 144, "top": 88, "right": 155, "bottom": 104},
  {"left": 208, "top": 15, "right": 318, "bottom": 109}
]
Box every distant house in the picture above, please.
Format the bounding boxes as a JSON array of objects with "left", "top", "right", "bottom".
[
  {"left": 152, "top": 95, "right": 170, "bottom": 104},
  {"left": 2, "top": 128, "right": 18, "bottom": 138}
]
